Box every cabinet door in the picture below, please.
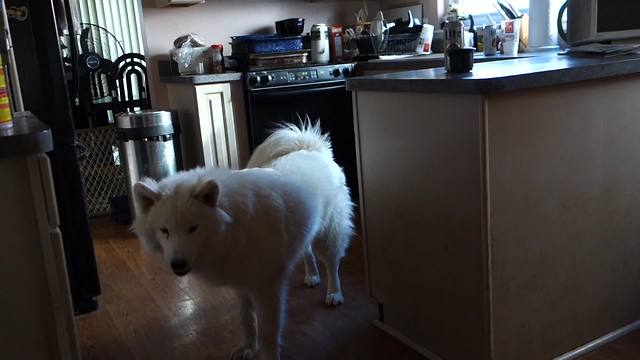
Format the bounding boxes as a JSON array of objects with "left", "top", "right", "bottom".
[{"left": 195, "top": 83, "right": 241, "bottom": 169}]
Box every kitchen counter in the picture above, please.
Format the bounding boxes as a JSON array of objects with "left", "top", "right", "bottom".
[
  {"left": 157, "top": 59, "right": 243, "bottom": 84},
  {"left": 355, "top": 52, "right": 538, "bottom": 73},
  {"left": 0, "top": 112, "right": 53, "bottom": 158},
  {"left": 351, "top": 52, "right": 640, "bottom": 359},
  {"left": 160, "top": 72, "right": 243, "bottom": 85},
  {"left": 348, "top": 53, "right": 640, "bottom": 94}
]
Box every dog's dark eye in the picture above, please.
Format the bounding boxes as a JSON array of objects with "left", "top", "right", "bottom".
[
  {"left": 188, "top": 225, "right": 199, "bottom": 234},
  {"left": 160, "top": 227, "right": 169, "bottom": 236}
]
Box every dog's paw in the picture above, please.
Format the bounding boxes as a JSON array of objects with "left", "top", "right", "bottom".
[
  {"left": 304, "top": 275, "right": 320, "bottom": 287},
  {"left": 324, "top": 292, "right": 344, "bottom": 307},
  {"left": 231, "top": 346, "right": 257, "bottom": 360}
]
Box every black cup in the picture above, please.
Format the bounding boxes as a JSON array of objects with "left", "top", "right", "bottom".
[
  {"left": 275, "top": 18, "right": 305, "bottom": 36},
  {"left": 447, "top": 47, "right": 476, "bottom": 73}
]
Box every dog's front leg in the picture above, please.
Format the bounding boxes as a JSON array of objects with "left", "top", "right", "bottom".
[
  {"left": 254, "top": 282, "right": 286, "bottom": 360},
  {"left": 231, "top": 291, "right": 258, "bottom": 360}
]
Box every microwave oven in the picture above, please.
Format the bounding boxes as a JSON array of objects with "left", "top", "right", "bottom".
[{"left": 568, "top": 0, "right": 640, "bottom": 45}]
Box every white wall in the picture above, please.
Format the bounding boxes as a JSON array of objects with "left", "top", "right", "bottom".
[
  {"left": 141, "top": 0, "right": 380, "bottom": 108},
  {"left": 381, "top": 0, "right": 447, "bottom": 25}
]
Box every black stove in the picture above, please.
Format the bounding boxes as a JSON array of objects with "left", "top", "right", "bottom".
[
  {"left": 246, "top": 63, "right": 356, "bottom": 89},
  {"left": 243, "top": 62, "right": 359, "bottom": 200}
]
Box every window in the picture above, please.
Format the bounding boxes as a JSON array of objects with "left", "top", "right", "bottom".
[
  {"left": 453, "top": 0, "right": 564, "bottom": 49},
  {"left": 454, "top": 0, "right": 529, "bottom": 16},
  {"left": 75, "top": 0, "right": 145, "bottom": 59}
]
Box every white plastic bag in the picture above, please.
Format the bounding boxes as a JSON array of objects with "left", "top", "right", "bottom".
[
  {"left": 171, "top": 34, "right": 209, "bottom": 75},
  {"left": 173, "top": 39, "right": 194, "bottom": 69}
]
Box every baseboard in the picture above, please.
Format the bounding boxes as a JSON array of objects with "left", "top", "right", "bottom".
[
  {"left": 373, "top": 320, "right": 444, "bottom": 360},
  {"left": 554, "top": 319, "right": 640, "bottom": 360}
]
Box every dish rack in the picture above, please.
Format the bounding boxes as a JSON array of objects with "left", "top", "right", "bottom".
[{"left": 356, "top": 32, "right": 421, "bottom": 56}]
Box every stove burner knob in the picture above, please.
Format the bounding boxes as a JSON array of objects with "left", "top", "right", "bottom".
[
  {"left": 259, "top": 75, "right": 273, "bottom": 84},
  {"left": 332, "top": 68, "right": 341, "bottom": 77},
  {"left": 248, "top": 76, "right": 259, "bottom": 86},
  {"left": 342, "top": 68, "right": 351, "bottom": 77}
]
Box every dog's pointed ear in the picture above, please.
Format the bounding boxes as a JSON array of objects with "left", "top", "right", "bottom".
[
  {"left": 193, "top": 179, "right": 219, "bottom": 208},
  {"left": 133, "top": 181, "right": 162, "bottom": 214}
]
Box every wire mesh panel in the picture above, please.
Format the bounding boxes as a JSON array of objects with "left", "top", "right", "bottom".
[{"left": 76, "top": 125, "right": 127, "bottom": 217}]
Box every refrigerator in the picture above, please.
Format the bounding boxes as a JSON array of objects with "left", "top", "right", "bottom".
[{"left": 6, "top": 0, "right": 100, "bottom": 314}]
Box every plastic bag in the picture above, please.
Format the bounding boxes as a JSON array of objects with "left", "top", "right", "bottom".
[
  {"left": 173, "top": 33, "right": 205, "bottom": 49},
  {"left": 171, "top": 33, "right": 210, "bottom": 75},
  {"left": 173, "top": 39, "right": 194, "bottom": 68}
]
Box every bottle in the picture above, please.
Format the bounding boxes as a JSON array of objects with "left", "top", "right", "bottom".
[
  {"left": 0, "top": 56, "right": 11, "bottom": 128},
  {"left": 311, "top": 24, "right": 330, "bottom": 64},
  {"left": 209, "top": 44, "right": 224, "bottom": 74},
  {"left": 329, "top": 26, "right": 343, "bottom": 63},
  {"left": 443, "top": 12, "right": 465, "bottom": 72},
  {"left": 0, "top": 0, "right": 14, "bottom": 128},
  {"left": 483, "top": 24, "right": 497, "bottom": 56}
]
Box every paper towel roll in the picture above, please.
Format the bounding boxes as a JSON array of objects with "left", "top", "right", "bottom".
[{"left": 527, "top": 0, "right": 564, "bottom": 51}]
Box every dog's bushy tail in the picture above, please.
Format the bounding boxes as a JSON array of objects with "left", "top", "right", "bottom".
[{"left": 247, "top": 119, "right": 333, "bottom": 168}]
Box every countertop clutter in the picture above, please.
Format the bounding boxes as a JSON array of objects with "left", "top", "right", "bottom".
[
  {"left": 160, "top": 72, "right": 243, "bottom": 85},
  {"left": 0, "top": 112, "right": 53, "bottom": 158},
  {"left": 355, "top": 52, "right": 537, "bottom": 73},
  {"left": 347, "top": 53, "right": 640, "bottom": 94},
  {"left": 157, "top": 58, "right": 242, "bottom": 84}
]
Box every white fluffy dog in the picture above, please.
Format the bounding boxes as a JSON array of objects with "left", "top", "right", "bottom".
[{"left": 131, "top": 123, "right": 353, "bottom": 360}]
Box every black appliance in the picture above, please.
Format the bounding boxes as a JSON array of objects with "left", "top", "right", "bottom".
[
  {"left": 245, "top": 63, "right": 359, "bottom": 199},
  {"left": 7, "top": 0, "right": 100, "bottom": 314}
]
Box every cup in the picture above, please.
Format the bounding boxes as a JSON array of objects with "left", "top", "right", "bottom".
[
  {"left": 446, "top": 47, "right": 475, "bottom": 73},
  {"left": 416, "top": 24, "right": 435, "bottom": 54},
  {"left": 500, "top": 18, "right": 521, "bottom": 56}
]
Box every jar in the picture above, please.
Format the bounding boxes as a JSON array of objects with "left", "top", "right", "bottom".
[
  {"left": 209, "top": 44, "right": 224, "bottom": 74},
  {"left": 443, "top": 14, "right": 465, "bottom": 72}
]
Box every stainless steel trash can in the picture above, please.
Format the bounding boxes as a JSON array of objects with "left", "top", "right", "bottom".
[{"left": 116, "top": 110, "right": 181, "bottom": 217}]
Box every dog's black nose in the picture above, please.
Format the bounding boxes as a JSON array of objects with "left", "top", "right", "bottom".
[{"left": 170, "top": 258, "right": 190, "bottom": 276}]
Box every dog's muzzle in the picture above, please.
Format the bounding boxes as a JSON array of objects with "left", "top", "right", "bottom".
[{"left": 170, "top": 258, "right": 191, "bottom": 276}]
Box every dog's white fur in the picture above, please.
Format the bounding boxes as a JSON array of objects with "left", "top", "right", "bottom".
[{"left": 131, "top": 122, "right": 353, "bottom": 360}]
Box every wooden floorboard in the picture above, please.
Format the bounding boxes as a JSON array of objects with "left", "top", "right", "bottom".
[
  {"left": 78, "top": 216, "right": 424, "bottom": 360},
  {"left": 78, "top": 216, "right": 640, "bottom": 359}
]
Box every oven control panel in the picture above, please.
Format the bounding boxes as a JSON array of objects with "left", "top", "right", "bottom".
[{"left": 247, "top": 63, "right": 356, "bottom": 89}]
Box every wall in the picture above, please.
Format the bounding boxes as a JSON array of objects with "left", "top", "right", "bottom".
[
  {"left": 381, "top": 0, "right": 447, "bottom": 25},
  {"left": 141, "top": 0, "right": 380, "bottom": 108}
]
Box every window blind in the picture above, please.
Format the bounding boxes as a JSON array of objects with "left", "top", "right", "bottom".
[{"left": 76, "top": 0, "right": 145, "bottom": 59}]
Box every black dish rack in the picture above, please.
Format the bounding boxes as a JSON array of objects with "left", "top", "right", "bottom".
[{"left": 355, "top": 32, "right": 421, "bottom": 56}]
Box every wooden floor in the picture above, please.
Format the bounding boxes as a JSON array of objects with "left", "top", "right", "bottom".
[
  {"left": 78, "top": 216, "right": 640, "bottom": 360},
  {"left": 78, "top": 216, "right": 424, "bottom": 360}
]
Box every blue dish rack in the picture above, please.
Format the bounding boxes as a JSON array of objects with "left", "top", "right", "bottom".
[{"left": 231, "top": 34, "right": 304, "bottom": 69}]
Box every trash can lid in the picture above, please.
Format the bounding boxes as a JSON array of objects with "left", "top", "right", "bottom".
[
  {"left": 116, "top": 110, "right": 178, "bottom": 140},
  {"left": 116, "top": 110, "right": 174, "bottom": 130}
]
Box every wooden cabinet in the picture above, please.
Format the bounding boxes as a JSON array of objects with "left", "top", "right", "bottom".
[
  {"left": 166, "top": 81, "right": 249, "bottom": 170},
  {"left": 1, "top": 153, "right": 79, "bottom": 360},
  {"left": 352, "top": 75, "right": 640, "bottom": 359}
]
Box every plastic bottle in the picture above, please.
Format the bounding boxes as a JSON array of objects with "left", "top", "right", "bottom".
[{"left": 209, "top": 44, "right": 224, "bottom": 74}]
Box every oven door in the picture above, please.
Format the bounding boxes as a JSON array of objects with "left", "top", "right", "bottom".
[{"left": 247, "top": 81, "right": 358, "bottom": 198}]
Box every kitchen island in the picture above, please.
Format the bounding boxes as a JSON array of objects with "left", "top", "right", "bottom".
[
  {"left": 347, "top": 54, "right": 640, "bottom": 360},
  {"left": 355, "top": 52, "right": 539, "bottom": 75}
]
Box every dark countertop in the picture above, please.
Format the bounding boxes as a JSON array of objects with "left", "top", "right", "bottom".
[
  {"left": 347, "top": 53, "right": 640, "bottom": 94},
  {"left": 157, "top": 59, "right": 242, "bottom": 84},
  {"left": 0, "top": 112, "right": 53, "bottom": 158},
  {"left": 160, "top": 72, "right": 243, "bottom": 84},
  {"left": 356, "top": 52, "right": 538, "bottom": 72}
]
